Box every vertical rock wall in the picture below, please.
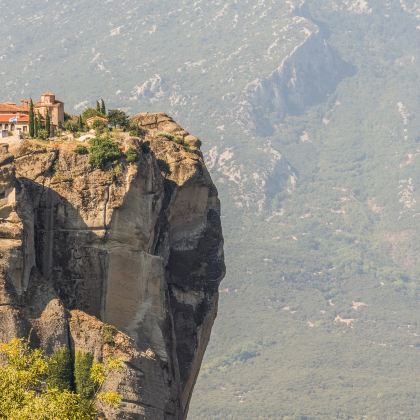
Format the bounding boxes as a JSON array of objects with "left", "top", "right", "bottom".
[{"left": 0, "top": 114, "right": 225, "bottom": 419}]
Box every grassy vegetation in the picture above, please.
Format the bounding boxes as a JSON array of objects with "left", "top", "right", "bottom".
[{"left": 88, "top": 137, "right": 122, "bottom": 169}]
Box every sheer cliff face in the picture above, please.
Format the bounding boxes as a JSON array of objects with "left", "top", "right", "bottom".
[{"left": 0, "top": 114, "right": 225, "bottom": 419}]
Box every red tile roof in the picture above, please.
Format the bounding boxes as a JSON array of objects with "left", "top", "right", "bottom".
[
  {"left": 0, "top": 103, "right": 25, "bottom": 113},
  {"left": 0, "top": 114, "right": 29, "bottom": 123}
]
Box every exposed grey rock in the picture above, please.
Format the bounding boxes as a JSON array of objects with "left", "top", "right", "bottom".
[{"left": 241, "top": 28, "right": 354, "bottom": 135}]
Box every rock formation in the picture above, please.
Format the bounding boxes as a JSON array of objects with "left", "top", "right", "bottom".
[
  {"left": 241, "top": 26, "right": 354, "bottom": 136},
  {"left": 0, "top": 114, "right": 225, "bottom": 419}
]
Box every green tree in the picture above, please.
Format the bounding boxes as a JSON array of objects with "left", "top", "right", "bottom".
[
  {"left": 89, "top": 137, "right": 122, "bottom": 169},
  {"left": 100, "top": 99, "right": 106, "bottom": 115},
  {"left": 81, "top": 108, "right": 101, "bottom": 123},
  {"left": 78, "top": 115, "right": 84, "bottom": 131},
  {"left": 108, "top": 109, "right": 129, "bottom": 128},
  {"left": 128, "top": 122, "right": 145, "bottom": 137},
  {"left": 96, "top": 101, "right": 101, "bottom": 113},
  {"left": 74, "top": 144, "right": 89, "bottom": 155},
  {"left": 47, "top": 347, "right": 73, "bottom": 391},
  {"left": 29, "top": 99, "right": 35, "bottom": 138},
  {"left": 45, "top": 110, "right": 51, "bottom": 137},
  {"left": 34, "top": 112, "right": 41, "bottom": 138},
  {"left": 74, "top": 352, "right": 95, "bottom": 400},
  {"left": 63, "top": 119, "right": 79, "bottom": 133},
  {"left": 38, "top": 129, "right": 49, "bottom": 140},
  {"left": 0, "top": 338, "right": 122, "bottom": 419},
  {"left": 92, "top": 119, "right": 108, "bottom": 133},
  {"left": 125, "top": 148, "right": 139, "bottom": 163},
  {"left": 103, "top": 324, "right": 117, "bottom": 346}
]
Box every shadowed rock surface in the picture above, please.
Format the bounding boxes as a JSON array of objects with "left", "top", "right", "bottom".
[{"left": 0, "top": 114, "right": 225, "bottom": 419}]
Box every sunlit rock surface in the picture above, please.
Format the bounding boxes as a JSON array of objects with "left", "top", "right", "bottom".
[{"left": 0, "top": 114, "right": 225, "bottom": 419}]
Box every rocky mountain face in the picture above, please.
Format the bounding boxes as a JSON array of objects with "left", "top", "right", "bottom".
[
  {"left": 0, "top": 114, "right": 225, "bottom": 419},
  {"left": 241, "top": 26, "right": 354, "bottom": 136},
  {"left": 2, "top": 0, "right": 420, "bottom": 418}
]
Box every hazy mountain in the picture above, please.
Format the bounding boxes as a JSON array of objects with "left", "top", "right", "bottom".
[{"left": 1, "top": 0, "right": 420, "bottom": 418}]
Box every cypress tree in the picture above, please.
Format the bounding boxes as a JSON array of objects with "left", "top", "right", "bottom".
[
  {"left": 100, "top": 99, "right": 106, "bottom": 115},
  {"left": 47, "top": 347, "right": 74, "bottom": 391},
  {"left": 74, "top": 351, "right": 95, "bottom": 400},
  {"left": 29, "top": 99, "right": 35, "bottom": 138},
  {"left": 45, "top": 110, "right": 51, "bottom": 137},
  {"left": 96, "top": 101, "right": 101, "bottom": 113},
  {"left": 78, "top": 115, "right": 84, "bottom": 131},
  {"left": 34, "top": 112, "right": 41, "bottom": 138}
]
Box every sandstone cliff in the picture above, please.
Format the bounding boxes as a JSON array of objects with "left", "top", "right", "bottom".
[{"left": 0, "top": 114, "right": 225, "bottom": 419}]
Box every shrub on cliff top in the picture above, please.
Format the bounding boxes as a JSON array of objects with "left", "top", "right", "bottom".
[
  {"left": 103, "top": 324, "right": 117, "bottom": 345},
  {"left": 63, "top": 118, "right": 80, "bottom": 133},
  {"left": 74, "top": 144, "right": 89, "bottom": 155},
  {"left": 88, "top": 137, "right": 122, "bottom": 169},
  {"left": 38, "top": 129, "right": 49, "bottom": 140},
  {"left": 92, "top": 119, "right": 107, "bottom": 131},
  {"left": 108, "top": 109, "right": 129, "bottom": 128},
  {"left": 81, "top": 107, "right": 102, "bottom": 123},
  {"left": 156, "top": 131, "right": 191, "bottom": 151},
  {"left": 156, "top": 131, "right": 184, "bottom": 144},
  {"left": 128, "top": 122, "right": 146, "bottom": 137},
  {"left": 125, "top": 147, "right": 139, "bottom": 163}
]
